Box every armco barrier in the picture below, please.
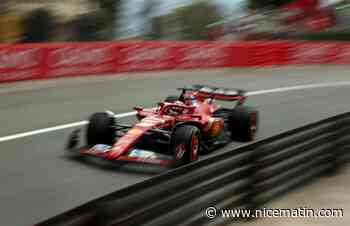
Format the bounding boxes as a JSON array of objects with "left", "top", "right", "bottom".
[
  {"left": 2, "top": 41, "right": 350, "bottom": 83},
  {"left": 35, "top": 112, "right": 350, "bottom": 226}
]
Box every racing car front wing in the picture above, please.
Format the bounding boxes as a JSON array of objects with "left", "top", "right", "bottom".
[{"left": 66, "top": 130, "right": 174, "bottom": 167}]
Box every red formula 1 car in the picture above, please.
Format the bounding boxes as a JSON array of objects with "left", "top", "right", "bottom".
[{"left": 66, "top": 85, "right": 259, "bottom": 167}]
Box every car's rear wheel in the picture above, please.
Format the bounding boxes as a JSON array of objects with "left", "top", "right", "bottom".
[
  {"left": 228, "top": 106, "right": 258, "bottom": 142},
  {"left": 86, "top": 112, "right": 116, "bottom": 145},
  {"left": 170, "top": 125, "right": 200, "bottom": 167}
]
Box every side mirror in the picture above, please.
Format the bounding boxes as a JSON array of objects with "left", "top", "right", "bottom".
[{"left": 134, "top": 106, "right": 143, "bottom": 111}]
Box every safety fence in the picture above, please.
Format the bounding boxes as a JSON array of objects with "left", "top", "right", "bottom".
[
  {"left": 35, "top": 112, "right": 350, "bottom": 226},
  {"left": 2, "top": 41, "right": 350, "bottom": 83}
]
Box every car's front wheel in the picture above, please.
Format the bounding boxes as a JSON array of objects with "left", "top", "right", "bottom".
[
  {"left": 86, "top": 112, "right": 116, "bottom": 145},
  {"left": 170, "top": 125, "right": 201, "bottom": 167}
]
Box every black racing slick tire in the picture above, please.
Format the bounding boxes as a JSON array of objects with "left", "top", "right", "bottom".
[
  {"left": 228, "top": 106, "right": 258, "bottom": 142},
  {"left": 165, "top": 96, "right": 179, "bottom": 103},
  {"left": 86, "top": 112, "right": 115, "bottom": 145},
  {"left": 170, "top": 125, "right": 200, "bottom": 167}
]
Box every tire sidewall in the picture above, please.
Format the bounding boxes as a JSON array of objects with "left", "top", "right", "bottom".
[
  {"left": 86, "top": 112, "right": 115, "bottom": 145},
  {"left": 170, "top": 125, "right": 200, "bottom": 167},
  {"left": 229, "top": 106, "right": 258, "bottom": 142}
]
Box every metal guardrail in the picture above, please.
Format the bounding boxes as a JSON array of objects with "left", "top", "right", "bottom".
[{"left": 35, "top": 112, "right": 350, "bottom": 226}]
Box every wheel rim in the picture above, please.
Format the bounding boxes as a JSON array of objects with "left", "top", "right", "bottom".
[
  {"left": 249, "top": 113, "right": 258, "bottom": 141},
  {"left": 175, "top": 144, "right": 186, "bottom": 160},
  {"left": 191, "top": 134, "right": 199, "bottom": 161}
]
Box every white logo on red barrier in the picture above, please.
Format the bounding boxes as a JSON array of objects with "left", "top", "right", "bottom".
[
  {"left": 335, "top": 46, "right": 350, "bottom": 63},
  {"left": 291, "top": 45, "right": 335, "bottom": 63},
  {"left": 121, "top": 46, "right": 172, "bottom": 63},
  {"left": 177, "top": 45, "right": 230, "bottom": 68},
  {"left": 182, "top": 47, "right": 226, "bottom": 61},
  {"left": 0, "top": 49, "right": 41, "bottom": 69},
  {"left": 49, "top": 47, "right": 113, "bottom": 67}
]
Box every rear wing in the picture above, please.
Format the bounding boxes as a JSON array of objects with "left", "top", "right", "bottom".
[{"left": 178, "top": 84, "right": 247, "bottom": 102}]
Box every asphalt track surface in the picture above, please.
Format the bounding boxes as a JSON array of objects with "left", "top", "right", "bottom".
[{"left": 1, "top": 66, "right": 350, "bottom": 226}]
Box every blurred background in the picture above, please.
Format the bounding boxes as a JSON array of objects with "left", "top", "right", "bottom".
[{"left": 0, "top": 0, "right": 350, "bottom": 43}]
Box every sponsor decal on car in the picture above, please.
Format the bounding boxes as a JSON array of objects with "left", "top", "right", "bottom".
[
  {"left": 91, "top": 144, "right": 112, "bottom": 153},
  {"left": 129, "top": 149, "right": 157, "bottom": 159},
  {"left": 137, "top": 122, "right": 155, "bottom": 127},
  {"left": 136, "top": 158, "right": 163, "bottom": 164},
  {"left": 128, "top": 128, "right": 143, "bottom": 135},
  {"left": 127, "top": 149, "right": 172, "bottom": 164},
  {"left": 137, "top": 117, "right": 165, "bottom": 127}
]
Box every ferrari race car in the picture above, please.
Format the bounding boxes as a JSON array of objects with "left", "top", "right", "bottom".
[{"left": 66, "top": 85, "right": 259, "bottom": 167}]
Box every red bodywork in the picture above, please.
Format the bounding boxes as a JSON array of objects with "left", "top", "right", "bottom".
[{"left": 79, "top": 88, "right": 246, "bottom": 166}]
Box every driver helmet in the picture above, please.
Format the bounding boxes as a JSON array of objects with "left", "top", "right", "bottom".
[{"left": 183, "top": 94, "right": 196, "bottom": 105}]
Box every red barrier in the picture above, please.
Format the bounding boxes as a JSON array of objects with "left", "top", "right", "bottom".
[
  {"left": 332, "top": 43, "right": 350, "bottom": 64},
  {"left": 176, "top": 42, "right": 233, "bottom": 69},
  {"left": 116, "top": 41, "right": 177, "bottom": 71},
  {"left": 45, "top": 43, "right": 116, "bottom": 78},
  {"left": 251, "top": 42, "right": 291, "bottom": 66},
  {"left": 231, "top": 42, "right": 291, "bottom": 66},
  {"left": 288, "top": 42, "right": 339, "bottom": 64},
  {"left": 1, "top": 40, "right": 350, "bottom": 84},
  {"left": 0, "top": 44, "right": 44, "bottom": 82}
]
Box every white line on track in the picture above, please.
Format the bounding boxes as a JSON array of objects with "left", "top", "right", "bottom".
[
  {"left": 0, "top": 112, "right": 137, "bottom": 143},
  {"left": 1, "top": 81, "right": 350, "bottom": 143},
  {"left": 246, "top": 81, "right": 350, "bottom": 96}
]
